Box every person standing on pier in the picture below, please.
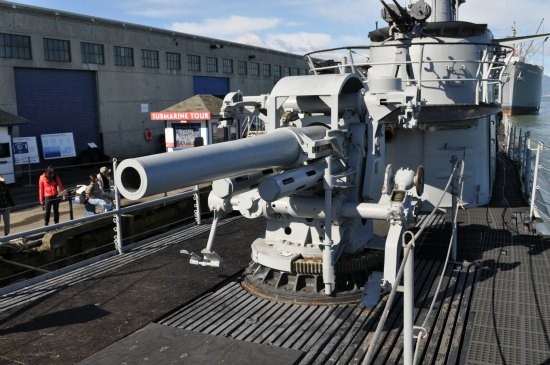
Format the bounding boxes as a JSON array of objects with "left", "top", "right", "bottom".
[
  {"left": 0, "top": 175, "right": 14, "bottom": 235},
  {"left": 38, "top": 166, "right": 65, "bottom": 226}
]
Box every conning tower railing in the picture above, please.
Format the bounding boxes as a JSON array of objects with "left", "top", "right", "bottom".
[{"left": 305, "top": 42, "right": 513, "bottom": 105}]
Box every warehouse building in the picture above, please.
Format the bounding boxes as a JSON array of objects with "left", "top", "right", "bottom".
[{"left": 0, "top": 1, "right": 309, "bottom": 169}]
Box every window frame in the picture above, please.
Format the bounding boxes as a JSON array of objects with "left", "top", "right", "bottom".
[
  {"left": 43, "top": 37, "right": 71, "bottom": 62},
  {"left": 222, "top": 58, "right": 233, "bottom": 74},
  {"left": 114, "top": 46, "right": 134, "bottom": 66},
  {"left": 166, "top": 52, "right": 181, "bottom": 70},
  {"left": 80, "top": 42, "right": 104, "bottom": 64},
  {"left": 142, "top": 49, "right": 159, "bottom": 69},
  {"left": 0, "top": 33, "right": 32, "bottom": 60},
  {"left": 263, "top": 63, "right": 271, "bottom": 78},
  {"left": 237, "top": 60, "right": 247, "bottom": 75},
  {"left": 250, "top": 62, "right": 260, "bottom": 76},
  {"left": 206, "top": 56, "right": 218, "bottom": 72},
  {"left": 188, "top": 54, "right": 201, "bottom": 71},
  {"left": 273, "top": 65, "right": 281, "bottom": 80}
]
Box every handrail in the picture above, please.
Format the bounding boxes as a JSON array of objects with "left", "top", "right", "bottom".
[
  {"left": 362, "top": 158, "right": 464, "bottom": 365},
  {"left": 0, "top": 188, "right": 200, "bottom": 246},
  {"left": 505, "top": 125, "right": 550, "bottom": 228},
  {"left": 305, "top": 43, "right": 513, "bottom": 105},
  {"left": 305, "top": 43, "right": 511, "bottom": 74}
]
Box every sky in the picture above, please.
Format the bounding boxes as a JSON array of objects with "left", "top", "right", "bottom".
[{"left": 6, "top": 0, "right": 550, "bottom": 73}]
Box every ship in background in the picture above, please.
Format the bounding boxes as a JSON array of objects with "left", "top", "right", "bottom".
[{"left": 500, "top": 21, "right": 545, "bottom": 115}]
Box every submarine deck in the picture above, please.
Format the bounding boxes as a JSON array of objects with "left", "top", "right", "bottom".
[{"left": 0, "top": 153, "right": 548, "bottom": 365}]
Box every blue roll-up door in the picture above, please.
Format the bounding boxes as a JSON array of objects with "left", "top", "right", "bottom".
[
  {"left": 193, "top": 76, "right": 229, "bottom": 98},
  {"left": 14, "top": 68, "right": 99, "bottom": 162}
]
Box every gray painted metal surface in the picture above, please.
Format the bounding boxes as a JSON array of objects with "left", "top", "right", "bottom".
[{"left": 115, "top": 126, "right": 327, "bottom": 200}]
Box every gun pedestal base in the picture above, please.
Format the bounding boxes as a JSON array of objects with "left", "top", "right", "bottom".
[{"left": 240, "top": 250, "right": 384, "bottom": 305}]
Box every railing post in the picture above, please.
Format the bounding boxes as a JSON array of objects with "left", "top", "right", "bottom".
[
  {"left": 403, "top": 236, "right": 415, "bottom": 365},
  {"left": 518, "top": 128, "right": 523, "bottom": 170},
  {"left": 322, "top": 154, "right": 335, "bottom": 295},
  {"left": 525, "top": 146, "right": 532, "bottom": 197},
  {"left": 450, "top": 157, "right": 461, "bottom": 260},
  {"left": 529, "top": 142, "right": 543, "bottom": 220},
  {"left": 113, "top": 158, "right": 124, "bottom": 254},
  {"left": 515, "top": 127, "right": 519, "bottom": 162},
  {"left": 506, "top": 125, "right": 514, "bottom": 160},
  {"left": 194, "top": 185, "right": 202, "bottom": 225},
  {"left": 522, "top": 131, "right": 530, "bottom": 189}
]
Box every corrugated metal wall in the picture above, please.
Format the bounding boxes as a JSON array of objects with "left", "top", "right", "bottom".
[{"left": 14, "top": 68, "right": 99, "bottom": 163}]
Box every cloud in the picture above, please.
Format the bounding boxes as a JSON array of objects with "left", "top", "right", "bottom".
[
  {"left": 124, "top": 0, "right": 199, "bottom": 18},
  {"left": 265, "top": 32, "right": 333, "bottom": 54},
  {"left": 170, "top": 15, "right": 283, "bottom": 38},
  {"left": 233, "top": 34, "right": 268, "bottom": 48},
  {"left": 457, "top": 0, "right": 549, "bottom": 38}
]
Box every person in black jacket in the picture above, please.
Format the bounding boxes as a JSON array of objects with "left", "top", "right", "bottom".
[{"left": 0, "top": 175, "right": 15, "bottom": 236}]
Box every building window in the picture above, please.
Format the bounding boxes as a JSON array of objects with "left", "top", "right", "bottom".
[
  {"left": 142, "top": 49, "right": 159, "bottom": 68},
  {"left": 251, "top": 62, "right": 260, "bottom": 76},
  {"left": 166, "top": 52, "right": 181, "bottom": 70},
  {"left": 114, "top": 46, "right": 134, "bottom": 66},
  {"left": 263, "top": 64, "right": 271, "bottom": 77},
  {"left": 283, "top": 66, "right": 291, "bottom": 77},
  {"left": 43, "top": 38, "right": 71, "bottom": 62},
  {"left": 273, "top": 65, "right": 281, "bottom": 80},
  {"left": 0, "top": 33, "right": 31, "bottom": 59},
  {"left": 188, "top": 54, "right": 201, "bottom": 71},
  {"left": 237, "top": 60, "right": 247, "bottom": 75},
  {"left": 206, "top": 56, "right": 218, "bottom": 72},
  {"left": 81, "top": 42, "right": 104, "bottom": 64},
  {"left": 223, "top": 58, "right": 233, "bottom": 74},
  {"left": 292, "top": 67, "right": 299, "bottom": 75}
]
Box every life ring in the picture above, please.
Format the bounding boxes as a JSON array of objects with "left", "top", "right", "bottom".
[{"left": 144, "top": 128, "right": 153, "bottom": 142}]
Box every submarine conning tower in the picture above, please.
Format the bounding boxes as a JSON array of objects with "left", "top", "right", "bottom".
[{"left": 362, "top": 0, "right": 503, "bottom": 209}]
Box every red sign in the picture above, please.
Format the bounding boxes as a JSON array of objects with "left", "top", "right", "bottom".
[{"left": 150, "top": 111, "right": 211, "bottom": 121}]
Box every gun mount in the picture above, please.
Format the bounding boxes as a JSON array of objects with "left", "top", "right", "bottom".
[{"left": 116, "top": 73, "right": 424, "bottom": 304}]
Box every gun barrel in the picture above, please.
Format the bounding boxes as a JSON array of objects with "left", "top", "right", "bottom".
[{"left": 115, "top": 126, "right": 327, "bottom": 200}]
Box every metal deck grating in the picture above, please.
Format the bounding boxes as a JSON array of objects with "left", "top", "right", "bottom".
[
  {"left": 154, "top": 155, "right": 549, "bottom": 364},
  {"left": 157, "top": 259, "right": 480, "bottom": 364},
  {"left": 0, "top": 154, "right": 547, "bottom": 364}
]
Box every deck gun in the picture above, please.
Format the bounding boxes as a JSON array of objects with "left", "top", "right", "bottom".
[{"left": 115, "top": 74, "right": 424, "bottom": 302}]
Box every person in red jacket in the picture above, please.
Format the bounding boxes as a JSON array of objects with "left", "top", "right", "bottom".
[{"left": 38, "top": 166, "right": 65, "bottom": 225}]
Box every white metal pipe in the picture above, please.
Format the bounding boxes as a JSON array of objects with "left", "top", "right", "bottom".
[
  {"left": 403, "top": 240, "right": 415, "bottom": 365},
  {"left": 113, "top": 158, "right": 123, "bottom": 254},
  {"left": 529, "top": 142, "right": 543, "bottom": 219},
  {"left": 205, "top": 211, "right": 220, "bottom": 252},
  {"left": 323, "top": 155, "right": 335, "bottom": 295},
  {"left": 267, "top": 198, "right": 392, "bottom": 221},
  {"left": 450, "top": 158, "right": 460, "bottom": 260},
  {"left": 341, "top": 202, "right": 390, "bottom": 220},
  {"left": 194, "top": 185, "right": 202, "bottom": 225}
]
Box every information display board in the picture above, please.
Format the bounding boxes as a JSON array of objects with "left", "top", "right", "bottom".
[
  {"left": 12, "top": 136, "right": 40, "bottom": 165},
  {"left": 40, "top": 133, "right": 76, "bottom": 160}
]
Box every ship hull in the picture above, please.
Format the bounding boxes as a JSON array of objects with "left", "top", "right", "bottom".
[{"left": 501, "top": 61, "right": 543, "bottom": 115}]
